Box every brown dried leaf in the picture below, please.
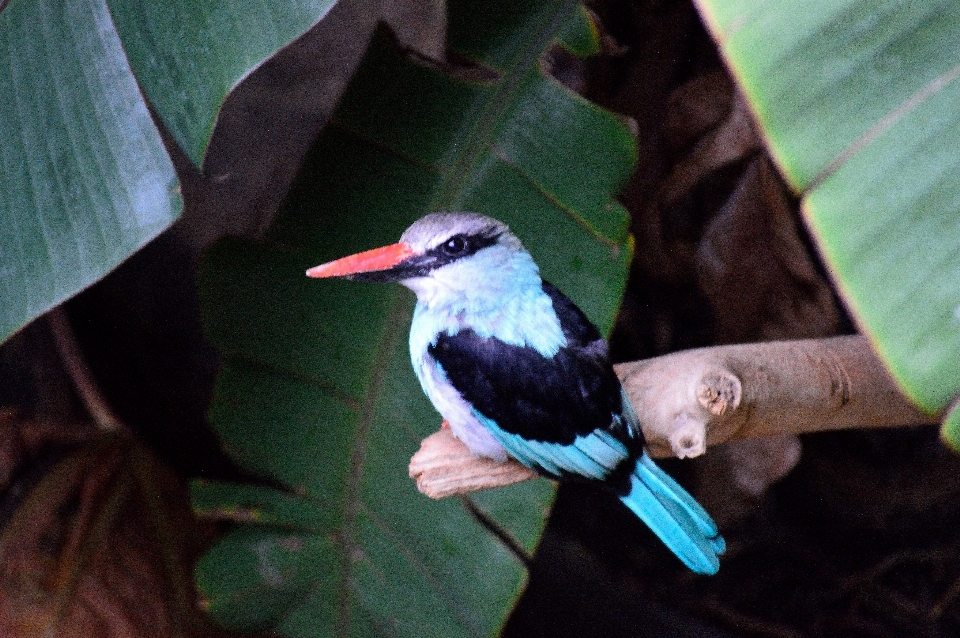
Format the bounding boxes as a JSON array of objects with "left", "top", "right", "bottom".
[
  {"left": 0, "top": 410, "right": 26, "bottom": 489},
  {"left": 631, "top": 74, "right": 762, "bottom": 287},
  {"left": 619, "top": 65, "right": 840, "bottom": 506},
  {"left": 0, "top": 437, "right": 225, "bottom": 638},
  {"left": 661, "top": 70, "right": 734, "bottom": 155},
  {"left": 0, "top": 409, "right": 99, "bottom": 501},
  {"left": 695, "top": 157, "right": 840, "bottom": 343},
  {"left": 658, "top": 88, "right": 761, "bottom": 209},
  {"left": 724, "top": 434, "right": 802, "bottom": 498}
]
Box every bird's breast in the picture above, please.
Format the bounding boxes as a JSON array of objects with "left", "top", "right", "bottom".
[{"left": 412, "top": 351, "right": 509, "bottom": 461}]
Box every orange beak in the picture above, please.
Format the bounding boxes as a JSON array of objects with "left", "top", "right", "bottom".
[{"left": 306, "top": 242, "right": 417, "bottom": 278}]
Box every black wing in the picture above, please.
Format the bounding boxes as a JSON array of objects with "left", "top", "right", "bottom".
[{"left": 429, "top": 281, "right": 629, "bottom": 446}]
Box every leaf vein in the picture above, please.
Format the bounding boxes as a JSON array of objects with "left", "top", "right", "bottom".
[
  {"left": 809, "top": 60, "right": 960, "bottom": 192},
  {"left": 336, "top": 290, "right": 408, "bottom": 638}
]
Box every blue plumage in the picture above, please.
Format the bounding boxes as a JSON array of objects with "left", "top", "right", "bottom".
[{"left": 307, "top": 212, "right": 724, "bottom": 574}]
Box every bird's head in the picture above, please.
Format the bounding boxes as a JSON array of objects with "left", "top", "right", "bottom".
[{"left": 306, "top": 212, "right": 537, "bottom": 304}]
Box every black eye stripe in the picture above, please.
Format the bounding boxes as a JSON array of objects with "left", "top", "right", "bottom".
[{"left": 427, "top": 230, "right": 500, "bottom": 263}]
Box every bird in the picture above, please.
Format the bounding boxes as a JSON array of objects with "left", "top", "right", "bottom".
[{"left": 306, "top": 212, "right": 724, "bottom": 574}]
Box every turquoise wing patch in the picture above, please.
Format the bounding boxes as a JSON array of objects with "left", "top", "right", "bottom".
[{"left": 474, "top": 410, "right": 629, "bottom": 480}]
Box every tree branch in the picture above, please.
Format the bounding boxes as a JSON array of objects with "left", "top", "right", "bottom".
[
  {"left": 47, "top": 307, "right": 126, "bottom": 434},
  {"left": 409, "top": 335, "right": 937, "bottom": 498}
]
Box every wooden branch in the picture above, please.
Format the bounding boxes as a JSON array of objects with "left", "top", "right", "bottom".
[{"left": 409, "top": 335, "right": 936, "bottom": 499}]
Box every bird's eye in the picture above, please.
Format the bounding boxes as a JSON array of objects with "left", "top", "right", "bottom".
[{"left": 442, "top": 235, "right": 468, "bottom": 255}]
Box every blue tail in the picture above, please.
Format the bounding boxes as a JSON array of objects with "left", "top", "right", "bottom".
[{"left": 619, "top": 453, "right": 725, "bottom": 575}]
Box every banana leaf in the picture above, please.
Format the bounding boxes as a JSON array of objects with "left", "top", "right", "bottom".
[{"left": 0, "top": 0, "right": 333, "bottom": 343}]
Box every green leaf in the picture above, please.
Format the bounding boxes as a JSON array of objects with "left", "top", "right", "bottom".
[
  {"left": 555, "top": 5, "right": 601, "bottom": 57},
  {"left": 196, "top": 525, "right": 338, "bottom": 632},
  {"left": 192, "top": 480, "right": 332, "bottom": 529},
  {"left": 109, "top": 0, "right": 337, "bottom": 166},
  {"left": 942, "top": 401, "right": 960, "bottom": 453},
  {"left": 0, "top": 0, "right": 180, "bottom": 343},
  {"left": 195, "top": 0, "right": 635, "bottom": 635},
  {"left": 0, "top": 0, "right": 335, "bottom": 345},
  {"left": 695, "top": 0, "right": 960, "bottom": 419}
]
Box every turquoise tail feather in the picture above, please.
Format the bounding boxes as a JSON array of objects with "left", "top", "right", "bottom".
[{"left": 620, "top": 453, "right": 725, "bottom": 574}]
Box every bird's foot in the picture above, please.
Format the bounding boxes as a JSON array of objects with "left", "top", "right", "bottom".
[{"left": 440, "top": 419, "right": 450, "bottom": 430}]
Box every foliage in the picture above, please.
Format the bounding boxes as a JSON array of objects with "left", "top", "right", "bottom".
[
  {"left": 192, "top": 0, "right": 635, "bottom": 635},
  {"left": 0, "top": 0, "right": 333, "bottom": 343}
]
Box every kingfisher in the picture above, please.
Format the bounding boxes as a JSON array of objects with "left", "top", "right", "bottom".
[{"left": 307, "top": 212, "right": 724, "bottom": 574}]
